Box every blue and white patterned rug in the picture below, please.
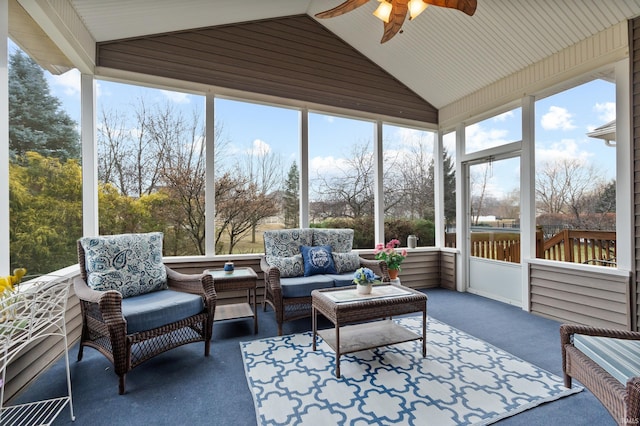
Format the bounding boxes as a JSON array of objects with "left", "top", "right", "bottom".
[{"left": 240, "top": 316, "right": 581, "bottom": 426}]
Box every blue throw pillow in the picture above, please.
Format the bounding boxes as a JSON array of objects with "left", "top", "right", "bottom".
[{"left": 300, "top": 245, "right": 337, "bottom": 276}]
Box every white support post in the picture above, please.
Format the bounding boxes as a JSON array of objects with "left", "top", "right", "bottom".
[
  {"left": 374, "top": 120, "right": 384, "bottom": 244},
  {"left": 434, "top": 130, "right": 445, "bottom": 247},
  {"left": 300, "top": 109, "right": 309, "bottom": 228},
  {"left": 205, "top": 93, "right": 215, "bottom": 256},
  {"left": 81, "top": 73, "right": 98, "bottom": 236},
  {"left": 0, "top": 0, "right": 9, "bottom": 274},
  {"left": 520, "top": 95, "right": 535, "bottom": 311},
  {"left": 455, "top": 124, "right": 466, "bottom": 292},
  {"left": 615, "top": 58, "right": 632, "bottom": 271}
]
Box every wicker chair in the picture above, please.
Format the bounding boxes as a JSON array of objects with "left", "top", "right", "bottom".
[
  {"left": 76, "top": 235, "right": 216, "bottom": 394},
  {"left": 560, "top": 324, "right": 640, "bottom": 425}
]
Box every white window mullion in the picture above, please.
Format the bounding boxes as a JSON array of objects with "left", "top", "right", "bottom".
[
  {"left": 81, "top": 73, "right": 98, "bottom": 237},
  {"left": 434, "top": 131, "right": 445, "bottom": 247},
  {"left": 300, "top": 109, "right": 309, "bottom": 228},
  {"left": 205, "top": 93, "right": 215, "bottom": 256},
  {"left": 1, "top": 0, "right": 9, "bottom": 274},
  {"left": 374, "top": 120, "right": 384, "bottom": 244}
]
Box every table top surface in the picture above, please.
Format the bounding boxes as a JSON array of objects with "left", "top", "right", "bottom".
[
  {"left": 312, "top": 284, "right": 426, "bottom": 306},
  {"left": 205, "top": 267, "right": 257, "bottom": 280}
]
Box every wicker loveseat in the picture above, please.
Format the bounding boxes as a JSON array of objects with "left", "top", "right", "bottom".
[
  {"left": 75, "top": 232, "right": 216, "bottom": 394},
  {"left": 260, "top": 228, "right": 389, "bottom": 335},
  {"left": 560, "top": 324, "right": 640, "bottom": 424}
]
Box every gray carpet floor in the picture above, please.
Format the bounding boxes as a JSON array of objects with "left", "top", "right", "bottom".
[{"left": 13, "top": 288, "right": 615, "bottom": 425}]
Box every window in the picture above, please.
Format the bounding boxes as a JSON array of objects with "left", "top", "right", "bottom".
[
  {"left": 535, "top": 79, "right": 616, "bottom": 266},
  {"left": 9, "top": 45, "right": 81, "bottom": 275},
  {"left": 96, "top": 82, "right": 205, "bottom": 255},
  {"left": 465, "top": 108, "right": 521, "bottom": 154},
  {"left": 383, "top": 124, "right": 436, "bottom": 247},
  {"left": 308, "top": 113, "right": 374, "bottom": 248},
  {"left": 214, "top": 99, "right": 298, "bottom": 254}
]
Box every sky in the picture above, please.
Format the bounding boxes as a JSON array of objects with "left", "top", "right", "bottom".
[{"left": 9, "top": 39, "right": 617, "bottom": 202}]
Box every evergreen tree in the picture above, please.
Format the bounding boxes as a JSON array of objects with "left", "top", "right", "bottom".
[
  {"left": 9, "top": 50, "right": 80, "bottom": 161},
  {"left": 442, "top": 148, "right": 456, "bottom": 226},
  {"left": 283, "top": 162, "right": 299, "bottom": 228}
]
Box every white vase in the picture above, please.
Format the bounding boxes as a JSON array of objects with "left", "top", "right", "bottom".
[{"left": 357, "top": 284, "right": 372, "bottom": 295}]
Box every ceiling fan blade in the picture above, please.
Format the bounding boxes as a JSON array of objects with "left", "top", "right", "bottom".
[
  {"left": 315, "top": 0, "right": 371, "bottom": 19},
  {"left": 424, "top": 0, "right": 477, "bottom": 16},
  {"left": 380, "top": 0, "right": 409, "bottom": 43}
]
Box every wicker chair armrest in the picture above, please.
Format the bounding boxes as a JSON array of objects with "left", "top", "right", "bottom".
[
  {"left": 627, "top": 377, "right": 640, "bottom": 421},
  {"left": 73, "top": 276, "right": 124, "bottom": 323},
  {"left": 165, "top": 266, "right": 206, "bottom": 294},
  {"left": 560, "top": 323, "right": 640, "bottom": 346},
  {"left": 260, "top": 256, "right": 282, "bottom": 290},
  {"left": 359, "top": 258, "right": 390, "bottom": 282},
  {"left": 199, "top": 273, "right": 217, "bottom": 308}
]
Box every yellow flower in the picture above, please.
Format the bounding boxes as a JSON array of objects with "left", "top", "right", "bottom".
[{"left": 0, "top": 268, "right": 27, "bottom": 296}]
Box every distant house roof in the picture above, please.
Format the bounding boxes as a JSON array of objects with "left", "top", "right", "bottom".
[{"left": 586, "top": 120, "right": 616, "bottom": 146}]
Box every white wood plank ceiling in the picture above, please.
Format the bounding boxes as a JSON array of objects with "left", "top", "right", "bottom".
[{"left": 17, "top": 0, "right": 640, "bottom": 110}]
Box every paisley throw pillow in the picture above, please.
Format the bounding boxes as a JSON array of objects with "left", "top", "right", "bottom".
[{"left": 80, "top": 232, "right": 167, "bottom": 298}]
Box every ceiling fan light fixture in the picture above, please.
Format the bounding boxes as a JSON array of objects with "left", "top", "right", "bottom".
[
  {"left": 408, "top": 0, "right": 428, "bottom": 20},
  {"left": 373, "top": 0, "right": 393, "bottom": 23}
]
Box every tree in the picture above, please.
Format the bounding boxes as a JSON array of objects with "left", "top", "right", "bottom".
[
  {"left": 594, "top": 180, "right": 616, "bottom": 214},
  {"left": 470, "top": 163, "right": 491, "bottom": 225},
  {"left": 442, "top": 148, "right": 456, "bottom": 226},
  {"left": 10, "top": 152, "right": 83, "bottom": 274},
  {"left": 283, "top": 162, "right": 300, "bottom": 228},
  {"left": 9, "top": 50, "right": 80, "bottom": 161},
  {"left": 536, "top": 158, "right": 603, "bottom": 224},
  {"left": 313, "top": 141, "right": 375, "bottom": 219},
  {"left": 235, "top": 141, "right": 283, "bottom": 243},
  {"left": 214, "top": 173, "right": 278, "bottom": 254}
]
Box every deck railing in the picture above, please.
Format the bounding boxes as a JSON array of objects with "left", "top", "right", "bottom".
[
  {"left": 537, "top": 229, "right": 616, "bottom": 266},
  {"left": 445, "top": 229, "right": 617, "bottom": 266}
]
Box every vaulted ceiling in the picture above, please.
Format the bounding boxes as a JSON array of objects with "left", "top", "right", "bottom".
[{"left": 9, "top": 0, "right": 640, "bottom": 127}]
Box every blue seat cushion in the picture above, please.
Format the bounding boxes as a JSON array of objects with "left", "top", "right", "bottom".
[
  {"left": 325, "top": 273, "right": 357, "bottom": 288},
  {"left": 121, "top": 289, "right": 204, "bottom": 334},
  {"left": 574, "top": 334, "right": 640, "bottom": 384},
  {"left": 280, "top": 275, "right": 335, "bottom": 298}
]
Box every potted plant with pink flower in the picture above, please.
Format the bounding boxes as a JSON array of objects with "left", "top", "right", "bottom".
[{"left": 374, "top": 239, "right": 407, "bottom": 279}]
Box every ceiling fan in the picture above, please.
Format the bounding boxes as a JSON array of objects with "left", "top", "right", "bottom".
[{"left": 315, "top": 0, "right": 477, "bottom": 43}]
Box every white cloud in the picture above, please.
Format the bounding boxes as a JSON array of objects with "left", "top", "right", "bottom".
[
  {"left": 48, "top": 69, "right": 81, "bottom": 97},
  {"left": 541, "top": 106, "right": 576, "bottom": 130},
  {"left": 160, "top": 90, "right": 191, "bottom": 104},
  {"left": 464, "top": 123, "right": 510, "bottom": 152},
  {"left": 535, "top": 138, "right": 592, "bottom": 165},
  {"left": 48, "top": 69, "right": 106, "bottom": 99},
  {"left": 247, "top": 139, "right": 271, "bottom": 157},
  {"left": 493, "top": 111, "right": 514, "bottom": 122},
  {"left": 593, "top": 102, "right": 615, "bottom": 123},
  {"left": 310, "top": 155, "right": 348, "bottom": 177}
]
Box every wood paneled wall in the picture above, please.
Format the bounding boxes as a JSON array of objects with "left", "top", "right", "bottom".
[{"left": 96, "top": 15, "right": 437, "bottom": 124}]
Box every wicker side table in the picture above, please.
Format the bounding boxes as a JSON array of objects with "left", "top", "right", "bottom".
[
  {"left": 205, "top": 267, "right": 258, "bottom": 334},
  {"left": 311, "top": 284, "right": 427, "bottom": 378}
]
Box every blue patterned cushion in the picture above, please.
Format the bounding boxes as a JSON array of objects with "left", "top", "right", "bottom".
[
  {"left": 312, "top": 229, "right": 354, "bottom": 253},
  {"left": 266, "top": 254, "right": 304, "bottom": 278},
  {"left": 263, "top": 229, "right": 314, "bottom": 257},
  {"left": 332, "top": 252, "right": 361, "bottom": 273},
  {"left": 80, "top": 232, "right": 167, "bottom": 298},
  {"left": 300, "top": 245, "right": 337, "bottom": 276}
]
